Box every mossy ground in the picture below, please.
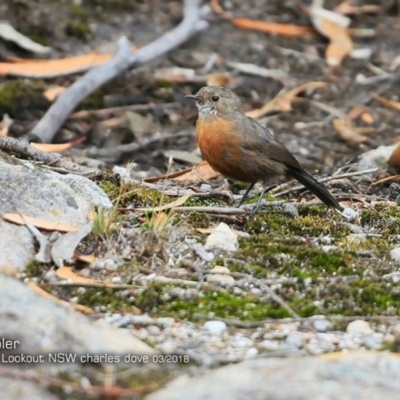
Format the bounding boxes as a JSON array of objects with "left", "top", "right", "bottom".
[{"left": 38, "top": 174, "right": 400, "bottom": 323}]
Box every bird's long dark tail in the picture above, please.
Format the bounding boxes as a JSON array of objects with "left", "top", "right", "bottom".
[{"left": 287, "top": 166, "right": 341, "bottom": 210}]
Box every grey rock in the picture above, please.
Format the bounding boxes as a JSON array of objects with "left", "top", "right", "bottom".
[
  {"left": 0, "top": 377, "right": 56, "bottom": 400},
  {"left": 0, "top": 156, "right": 111, "bottom": 272},
  {"left": 0, "top": 221, "right": 35, "bottom": 273},
  {"left": 0, "top": 276, "right": 155, "bottom": 355},
  {"left": 146, "top": 352, "right": 400, "bottom": 400},
  {"left": 358, "top": 144, "right": 398, "bottom": 171}
]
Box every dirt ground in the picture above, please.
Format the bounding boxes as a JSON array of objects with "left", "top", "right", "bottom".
[{"left": 2, "top": 0, "right": 400, "bottom": 177}]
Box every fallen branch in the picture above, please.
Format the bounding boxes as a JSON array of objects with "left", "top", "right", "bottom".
[
  {"left": 29, "top": 0, "right": 208, "bottom": 143},
  {"left": 68, "top": 102, "right": 179, "bottom": 121},
  {"left": 0, "top": 137, "right": 96, "bottom": 175}
]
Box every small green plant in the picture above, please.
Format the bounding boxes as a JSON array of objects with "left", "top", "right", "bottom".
[
  {"left": 91, "top": 185, "right": 124, "bottom": 239},
  {"left": 91, "top": 205, "right": 119, "bottom": 239}
]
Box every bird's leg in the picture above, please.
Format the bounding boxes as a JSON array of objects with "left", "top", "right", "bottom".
[
  {"left": 238, "top": 182, "right": 256, "bottom": 207},
  {"left": 253, "top": 181, "right": 274, "bottom": 212}
]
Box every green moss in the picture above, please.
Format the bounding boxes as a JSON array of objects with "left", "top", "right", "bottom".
[
  {"left": 186, "top": 212, "right": 211, "bottom": 229},
  {"left": 53, "top": 287, "right": 136, "bottom": 312},
  {"left": 84, "top": 0, "right": 140, "bottom": 10},
  {"left": 24, "top": 260, "right": 41, "bottom": 277},
  {"left": 65, "top": 19, "right": 92, "bottom": 40},
  {"left": 93, "top": 174, "right": 171, "bottom": 208},
  {"left": 0, "top": 80, "right": 48, "bottom": 118}
]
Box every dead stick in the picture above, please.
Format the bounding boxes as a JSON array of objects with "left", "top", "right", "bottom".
[{"left": 29, "top": 0, "right": 208, "bottom": 143}]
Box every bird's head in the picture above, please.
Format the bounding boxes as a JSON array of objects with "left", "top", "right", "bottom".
[{"left": 185, "top": 86, "right": 243, "bottom": 119}]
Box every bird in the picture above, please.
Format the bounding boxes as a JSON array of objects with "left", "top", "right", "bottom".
[{"left": 185, "top": 86, "right": 341, "bottom": 212}]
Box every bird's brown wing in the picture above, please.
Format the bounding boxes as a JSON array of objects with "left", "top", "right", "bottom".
[
  {"left": 236, "top": 115, "right": 340, "bottom": 209},
  {"left": 236, "top": 116, "right": 303, "bottom": 176}
]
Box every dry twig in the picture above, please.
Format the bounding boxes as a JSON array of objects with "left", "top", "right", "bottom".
[{"left": 29, "top": 0, "right": 208, "bottom": 143}]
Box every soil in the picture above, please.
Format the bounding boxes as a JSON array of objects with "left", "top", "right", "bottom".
[{"left": 2, "top": 0, "right": 400, "bottom": 175}]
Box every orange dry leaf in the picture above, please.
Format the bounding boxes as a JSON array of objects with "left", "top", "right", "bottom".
[
  {"left": 210, "top": 0, "right": 230, "bottom": 17},
  {"left": 0, "top": 114, "right": 13, "bottom": 136},
  {"left": 345, "top": 104, "right": 374, "bottom": 125},
  {"left": 56, "top": 266, "right": 115, "bottom": 286},
  {"left": 333, "top": 118, "right": 370, "bottom": 144},
  {"left": 0, "top": 51, "right": 113, "bottom": 77},
  {"left": 211, "top": 0, "right": 373, "bottom": 40},
  {"left": 207, "top": 73, "right": 232, "bottom": 86},
  {"left": 144, "top": 166, "right": 194, "bottom": 183},
  {"left": 210, "top": 0, "right": 315, "bottom": 37},
  {"left": 333, "top": 2, "right": 380, "bottom": 15},
  {"left": 310, "top": 2, "right": 353, "bottom": 67},
  {"left": 246, "top": 82, "right": 326, "bottom": 119},
  {"left": 28, "top": 282, "right": 95, "bottom": 314},
  {"left": 174, "top": 160, "right": 221, "bottom": 182},
  {"left": 3, "top": 213, "right": 79, "bottom": 232},
  {"left": 76, "top": 253, "right": 96, "bottom": 264},
  {"left": 44, "top": 86, "right": 66, "bottom": 102},
  {"left": 371, "top": 175, "right": 400, "bottom": 186},
  {"left": 370, "top": 92, "right": 400, "bottom": 112},
  {"left": 31, "top": 137, "right": 85, "bottom": 153},
  {"left": 149, "top": 212, "right": 170, "bottom": 231},
  {"left": 230, "top": 18, "right": 315, "bottom": 37}
]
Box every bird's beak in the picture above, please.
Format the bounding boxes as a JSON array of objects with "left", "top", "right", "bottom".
[{"left": 185, "top": 94, "right": 201, "bottom": 102}]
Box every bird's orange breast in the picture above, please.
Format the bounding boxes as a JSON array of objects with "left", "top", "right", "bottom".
[{"left": 195, "top": 116, "right": 246, "bottom": 180}]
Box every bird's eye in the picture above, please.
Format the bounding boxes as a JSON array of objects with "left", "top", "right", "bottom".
[{"left": 211, "top": 95, "right": 220, "bottom": 102}]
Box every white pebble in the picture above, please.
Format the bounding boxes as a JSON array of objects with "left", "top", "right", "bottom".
[
  {"left": 205, "top": 223, "right": 238, "bottom": 252},
  {"left": 245, "top": 347, "right": 258, "bottom": 359},
  {"left": 206, "top": 266, "right": 235, "bottom": 286},
  {"left": 346, "top": 319, "right": 373, "bottom": 335},
  {"left": 342, "top": 208, "right": 359, "bottom": 220},
  {"left": 147, "top": 325, "right": 161, "bottom": 336},
  {"left": 346, "top": 233, "right": 367, "bottom": 244},
  {"left": 312, "top": 318, "right": 332, "bottom": 333},
  {"left": 203, "top": 320, "right": 227, "bottom": 336},
  {"left": 390, "top": 248, "right": 400, "bottom": 263},
  {"left": 259, "top": 340, "right": 280, "bottom": 351}
]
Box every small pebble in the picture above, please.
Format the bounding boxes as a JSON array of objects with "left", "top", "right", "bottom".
[
  {"left": 205, "top": 223, "right": 238, "bottom": 252},
  {"left": 350, "top": 48, "right": 372, "bottom": 60},
  {"left": 346, "top": 233, "right": 367, "bottom": 245},
  {"left": 390, "top": 248, "right": 400, "bottom": 263},
  {"left": 383, "top": 271, "right": 400, "bottom": 283},
  {"left": 207, "top": 266, "right": 235, "bottom": 286},
  {"left": 245, "top": 347, "right": 258, "bottom": 359},
  {"left": 313, "top": 318, "right": 332, "bottom": 333},
  {"left": 147, "top": 325, "right": 161, "bottom": 336},
  {"left": 346, "top": 320, "right": 373, "bottom": 335},
  {"left": 342, "top": 208, "right": 359, "bottom": 220},
  {"left": 105, "top": 259, "right": 118, "bottom": 272},
  {"left": 193, "top": 243, "right": 214, "bottom": 262},
  {"left": 259, "top": 340, "right": 281, "bottom": 351},
  {"left": 203, "top": 320, "right": 227, "bottom": 336},
  {"left": 322, "top": 245, "right": 338, "bottom": 253},
  {"left": 200, "top": 183, "right": 212, "bottom": 190}
]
